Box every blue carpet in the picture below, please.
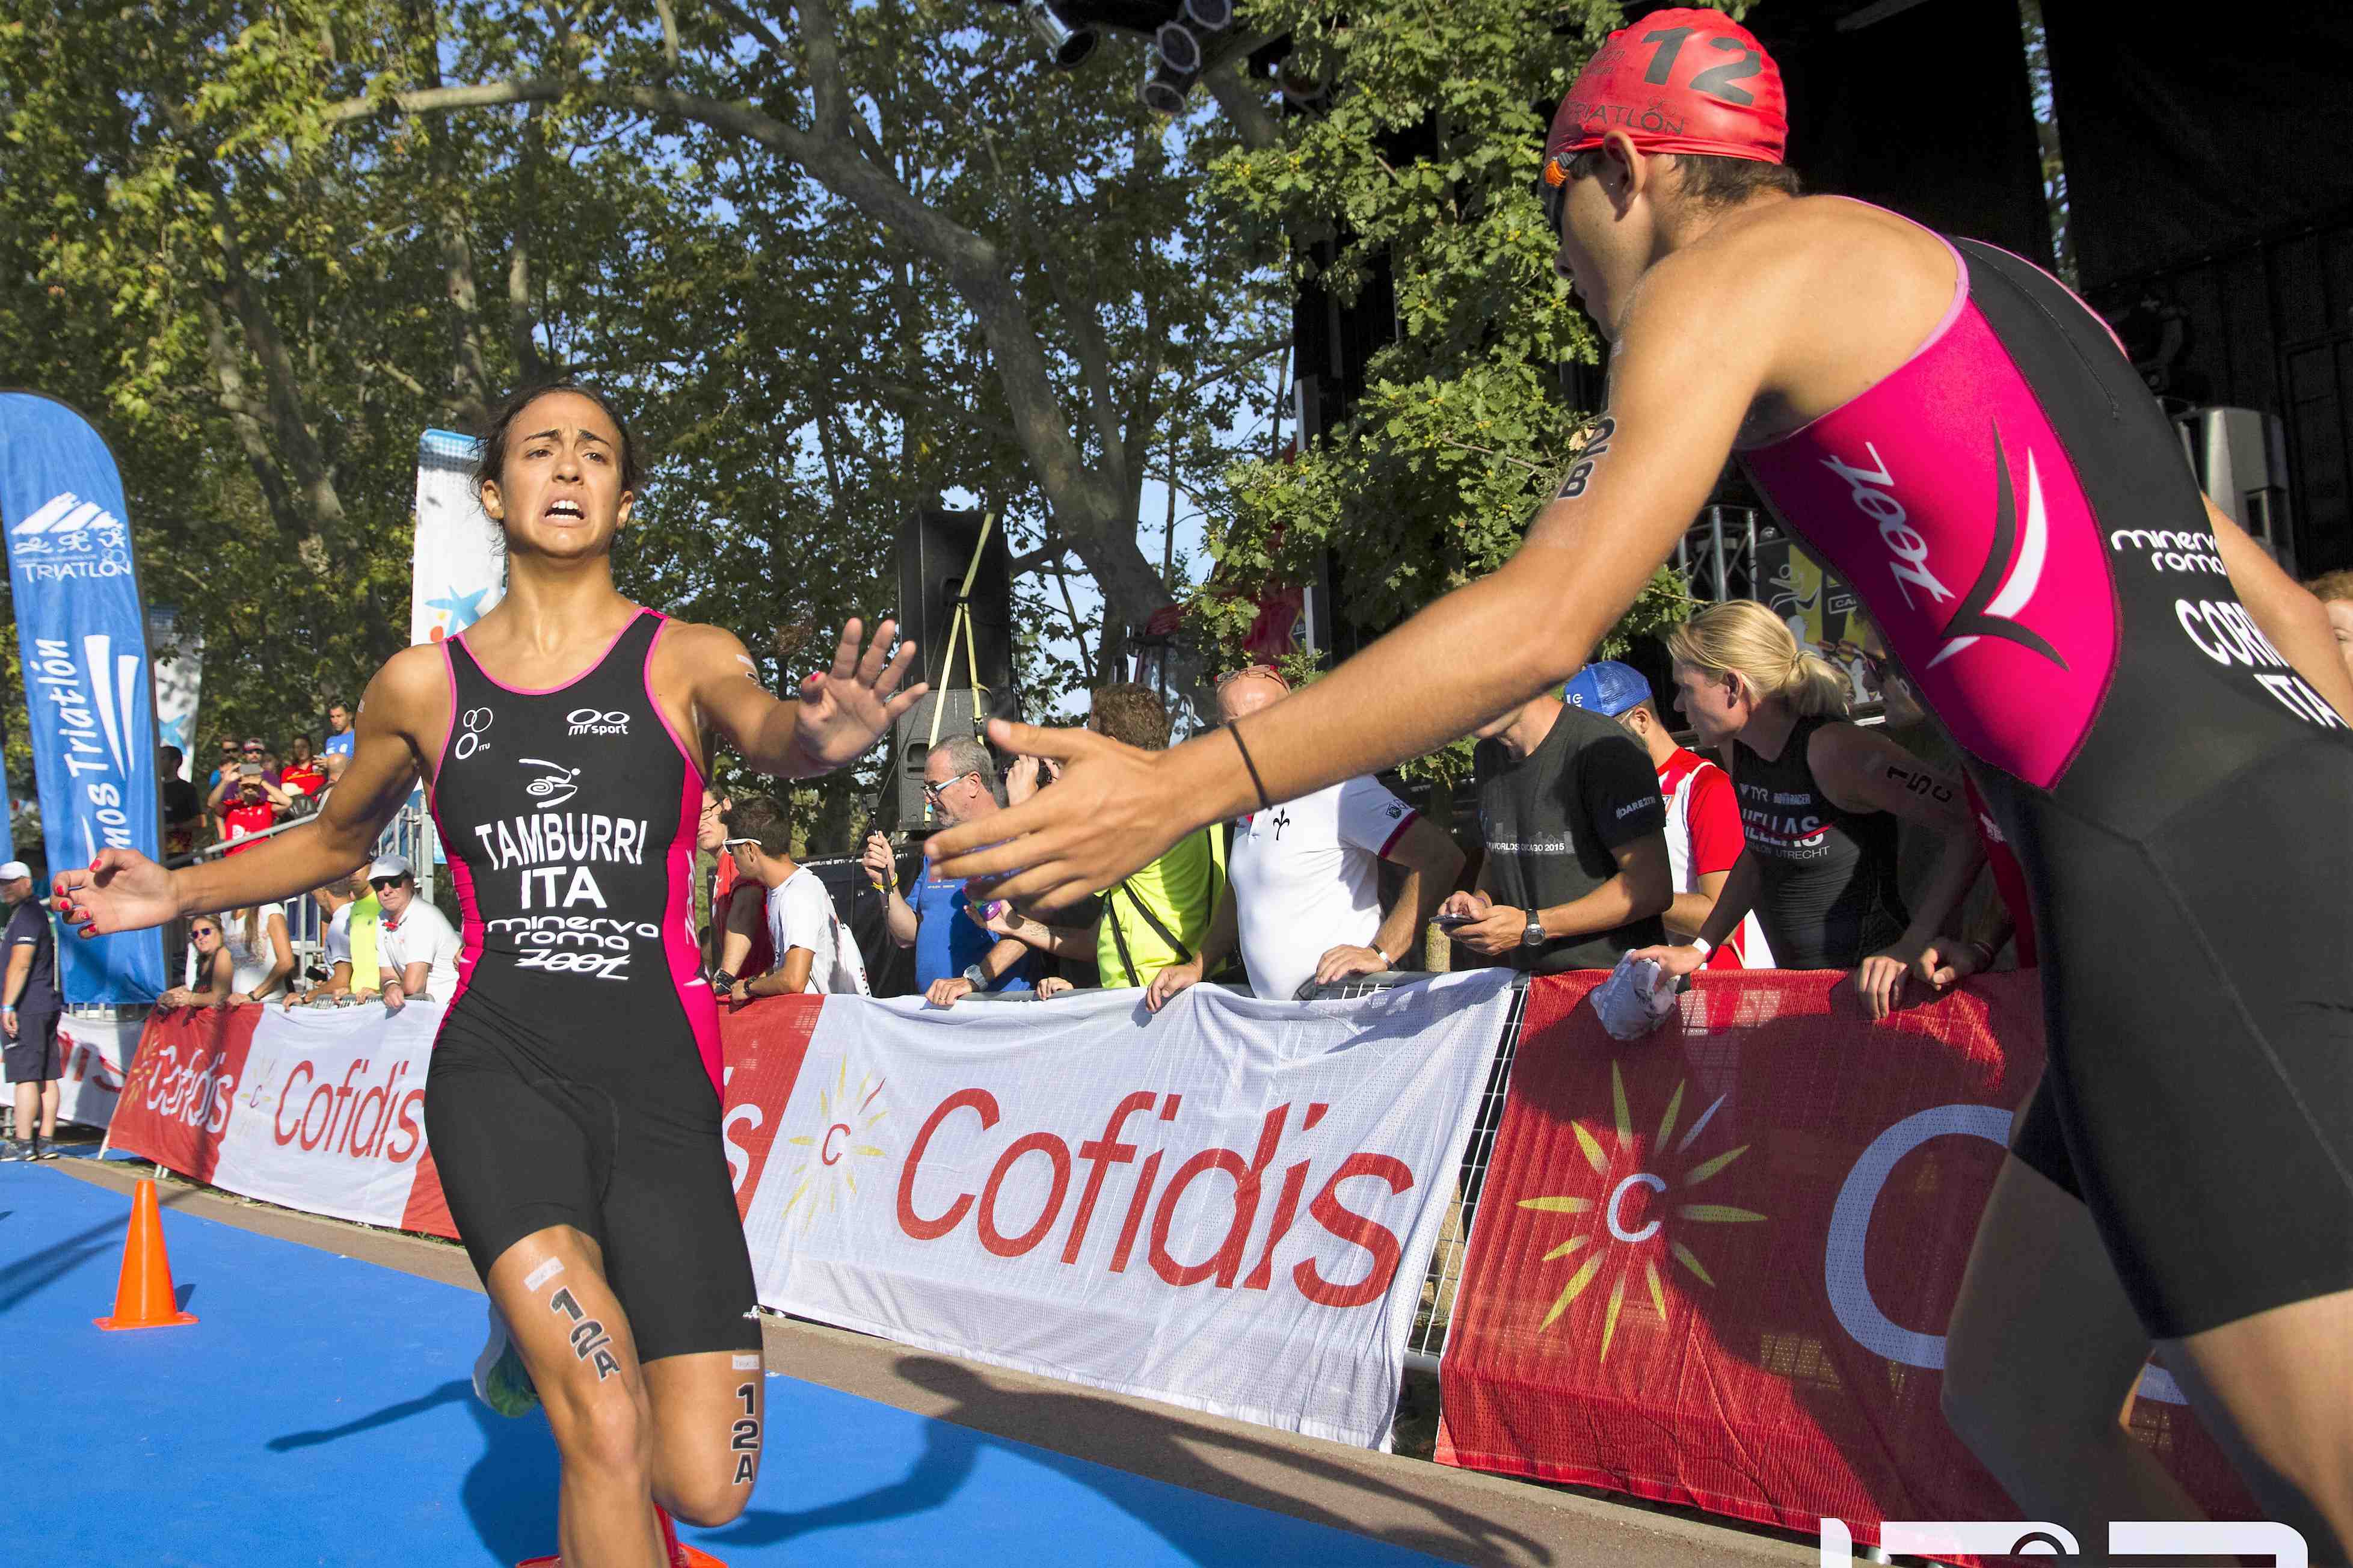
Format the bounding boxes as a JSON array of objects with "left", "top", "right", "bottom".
[{"left": 0, "top": 1166, "right": 1466, "bottom": 1566}]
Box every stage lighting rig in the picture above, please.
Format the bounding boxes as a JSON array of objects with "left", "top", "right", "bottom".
[
  {"left": 1021, "top": 1, "right": 1097, "bottom": 69},
  {"left": 1139, "top": 46, "right": 1194, "bottom": 114}
]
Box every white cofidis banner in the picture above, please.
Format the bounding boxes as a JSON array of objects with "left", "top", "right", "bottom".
[
  {"left": 731, "top": 974, "right": 1516, "bottom": 1449},
  {"left": 107, "top": 1000, "right": 453, "bottom": 1237}
]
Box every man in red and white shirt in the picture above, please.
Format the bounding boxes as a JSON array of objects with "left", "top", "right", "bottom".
[{"left": 1563, "top": 661, "right": 1771, "bottom": 969}]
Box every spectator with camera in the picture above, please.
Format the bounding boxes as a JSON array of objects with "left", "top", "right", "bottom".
[
  {"left": 209, "top": 737, "right": 295, "bottom": 853},
  {"left": 278, "top": 734, "right": 330, "bottom": 808},
  {"left": 866, "top": 736, "right": 1040, "bottom": 1005},
  {"left": 719, "top": 798, "right": 867, "bottom": 1000},
  {"left": 1146, "top": 666, "right": 1466, "bottom": 1009}
]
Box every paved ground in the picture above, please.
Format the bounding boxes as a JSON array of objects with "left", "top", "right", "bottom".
[{"left": 26, "top": 1152, "right": 1819, "bottom": 1567}]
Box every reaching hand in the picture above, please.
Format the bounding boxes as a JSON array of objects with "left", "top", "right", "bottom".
[
  {"left": 1913, "top": 939, "right": 1986, "bottom": 991},
  {"left": 51, "top": 849, "right": 179, "bottom": 938},
  {"left": 1853, "top": 936, "right": 1934, "bottom": 1022},
  {"left": 924, "top": 977, "right": 975, "bottom": 1009},
  {"left": 860, "top": 833, "right": 898, "bottom": 892},
  {"left": 1144, "top": 958, "right": 1203, "bottom": 1013},
  {"left": 1314, "top": 944, "right": 1391, "bottom": 985},
  {"left": 1630, "top": 942, "right": 1709, "bottom": 980},
  {"left": 1437, "top": 890, "right": 1492, "bottom": 924},
  {"left": 790, "top": 618, "right": 929, "bottom": 774},
  {"left": 1447, "top": 906, "right": 1527, "bottom": 958},
  {"left": 927, "top": 719, "right": 1193, "bottom": 912}
]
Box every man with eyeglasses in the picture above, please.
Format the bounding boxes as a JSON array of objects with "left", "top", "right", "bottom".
[
  {"left": 864, "top": 737, "right": 1036, "bottom": 1004},
  {"left": 371, "top": 856, "right": 460, "bottom": 1012}
]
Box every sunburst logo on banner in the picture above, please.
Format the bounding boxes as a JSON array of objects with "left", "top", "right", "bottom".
[
  {"left": 1516, "top": 1060, "right": 1764, "bottom": 1363},
  {"left": 778, "top": 1055, "right": 888, "bottom": 1232}
]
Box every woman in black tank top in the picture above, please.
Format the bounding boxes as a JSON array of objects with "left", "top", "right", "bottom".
[
  {"left": 1653, "top": 601, "right": 1982, "bottom": 1019},
  {"left": 49, "top": 382, "right": 926, "bottom": 1566}
]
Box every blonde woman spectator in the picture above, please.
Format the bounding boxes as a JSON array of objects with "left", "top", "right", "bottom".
[
  {"left": 157, "top": 917, "right": 235, "bottom": 1009},
  {"left": 2305, "top": 567, "right": 2353, "bottom": 683},
  {"left": 222, "top": 901, "right": 294, "bottom": 1003},
  {"left": 1636, "top": 600, "right": 1981, "bottom": 1019}
]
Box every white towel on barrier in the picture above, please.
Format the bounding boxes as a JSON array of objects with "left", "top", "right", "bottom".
[{"left": 1590, "top": 952, "right": 1682, "bottom": 1041}]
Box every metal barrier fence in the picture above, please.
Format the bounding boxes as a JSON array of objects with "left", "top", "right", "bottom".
[{"left": 1300, "top": 970, "right": 1533, "bottom": 1373}]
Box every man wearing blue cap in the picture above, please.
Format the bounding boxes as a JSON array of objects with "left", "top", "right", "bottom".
[{"left": 1564, "top": 661, "right": 1771, "bottom": 969}]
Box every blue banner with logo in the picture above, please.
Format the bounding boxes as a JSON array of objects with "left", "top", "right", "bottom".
[{"left": 0, "top": 392, "right": 165, "bottom": 1003}]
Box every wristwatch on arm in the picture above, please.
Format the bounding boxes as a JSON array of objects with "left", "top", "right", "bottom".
[
  {"left": 962, "top": 962, "right": 989, "bottom": 990},
  {"left": 1521, "top": 912, "right": 1548, "bottom": 950}
]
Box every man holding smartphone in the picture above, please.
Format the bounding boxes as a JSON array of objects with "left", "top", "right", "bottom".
[{"left": 1441, "top": 689, "right": 1674, "bottom": 973}]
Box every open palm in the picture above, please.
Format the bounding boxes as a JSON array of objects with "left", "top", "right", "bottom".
[{"left": 793, "top": 618, "right": 928, "bottom": 773}]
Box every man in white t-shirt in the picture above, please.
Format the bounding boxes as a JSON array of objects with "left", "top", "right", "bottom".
[
  {"left": 1563, "top": 661, "right": 1772, "bottom": 969},
  {"left": 721, "top": 798, "right": 861, "bottom": 999},
  {"left": 1147, "top": 667, "right": 1466, "bottom": 1007},
  {"left": 372, "top": 855, "right": 463, "bottom": 1009}
]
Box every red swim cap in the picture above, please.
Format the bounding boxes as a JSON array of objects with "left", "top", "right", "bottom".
[{"left": 1543, "top": 7, "right": 1787, "bottom": 189}]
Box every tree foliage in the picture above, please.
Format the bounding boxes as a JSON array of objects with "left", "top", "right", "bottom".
[
  {"left": 1192, "top": 0, "right": 1721, "bottom": 775},
  {"left": 0, "top": 1, "right": 1283, "bottom": 837}
]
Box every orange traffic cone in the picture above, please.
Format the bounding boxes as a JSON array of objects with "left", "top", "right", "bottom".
[
  {"left": 93, "top": 1178, "right": 198, "bottom": 1331},
  {"left": 515, "top": 1505, "right": 727, "bottom": 1568}
]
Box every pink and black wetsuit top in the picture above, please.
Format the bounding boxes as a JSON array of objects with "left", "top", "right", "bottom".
[
  {"left": 420, "top": 607, "right": 758, "bottom": 1361},
  {"left": 1736, "top": 215, "right": 2353, "bottom": 1340}
]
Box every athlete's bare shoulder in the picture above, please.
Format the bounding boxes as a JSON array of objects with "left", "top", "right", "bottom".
[
  {"left": 360, "top": 642, "right": 450, "bottom": 745},
  {"left": 1635, "top": 195, "right": 1961, "bottom": 443},
  {"left": 651, "top": 617, "right": 761, "bottom": 689}
]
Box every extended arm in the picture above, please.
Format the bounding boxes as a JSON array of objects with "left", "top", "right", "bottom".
[
  {"left": 1362, "top": 817, "right": 1467, "bottom": 969},
  {"left": 746, "top": 947, "right": 814, "bottom": 998},
  {"left": 932, "top": 251, "right": 1780, "bottom": 908},
  {"left": 680, "top": 621, "right": 926, "bottom": 782},
  {"left": 57, "top": 648, "right": 440, "bottom": 938},
  {"left": 1664, "top": 870, "right": 1728, "bottom": 941}
]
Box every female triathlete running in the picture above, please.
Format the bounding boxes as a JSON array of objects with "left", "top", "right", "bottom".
[
  {"left": 929, "top": 11, "right": 2353, "bottom": 1557},
  {"left": 55, "top": 383, "right": 925, "bottom": 1568}
]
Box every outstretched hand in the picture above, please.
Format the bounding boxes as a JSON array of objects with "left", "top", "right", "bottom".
[
  {"left": 791, "top": 618, "right": 929, "bottom": 773},
  {"left": 927, "top": 718, "right": 1195, "bottom": 912},
  {"left": 51, "top": 849, "right": 179, "bottom": 939}
]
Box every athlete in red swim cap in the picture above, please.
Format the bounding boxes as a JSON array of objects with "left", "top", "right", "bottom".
[{"left": 937, "top": 12, "right": 2353, "bottom": 1552}]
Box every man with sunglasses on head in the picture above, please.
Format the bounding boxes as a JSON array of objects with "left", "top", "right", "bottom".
[
  {"left": 371, "top": 856, "right": 460, "bottom": 1013},
  {"left": 863, "top": 736, "right": 1037, "bottom": 1006}
]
